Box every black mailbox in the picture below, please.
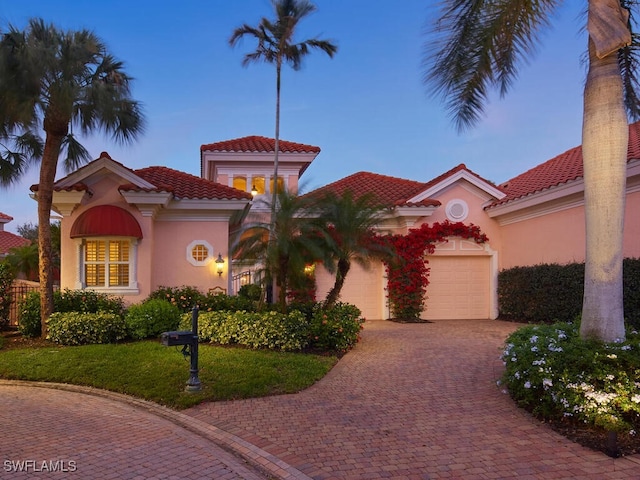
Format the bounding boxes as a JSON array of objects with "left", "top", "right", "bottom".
[
  {"left": 161, "top": 307, "right": 202, "bottom": 392},
  {"left": 161, "top": 330, "right": 194, "bottom": 347}
]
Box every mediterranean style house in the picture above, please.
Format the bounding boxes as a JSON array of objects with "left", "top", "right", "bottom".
[{"left": 43, "top": 123, "right": 640, "bottom": 320}]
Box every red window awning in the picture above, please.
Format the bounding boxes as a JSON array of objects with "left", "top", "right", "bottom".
[{"left": 70, "top": 205, "right": 143, "bottom": 239}]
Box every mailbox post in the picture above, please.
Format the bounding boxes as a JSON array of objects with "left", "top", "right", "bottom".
[{"left": 161, "top": 306, "right": 201, "bottom": 392}]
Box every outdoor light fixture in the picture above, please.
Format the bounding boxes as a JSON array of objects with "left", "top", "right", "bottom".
[
  {"left": 215, "top": 253, "right": 225, "bottom": 276},
  {"left": 251, "top": 185, "right": 258, "bottom": 197}
]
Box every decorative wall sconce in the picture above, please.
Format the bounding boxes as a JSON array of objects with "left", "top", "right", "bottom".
[
  {"left": 215, "top": 253, "right": 225, "bottom": 276},
  {"left": 251, "top": 185, "right": 258, "bottom": 197}
]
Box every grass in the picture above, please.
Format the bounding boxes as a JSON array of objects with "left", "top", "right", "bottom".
[{"left": 0, "top": 338, "right": 337, "bottom": 409}]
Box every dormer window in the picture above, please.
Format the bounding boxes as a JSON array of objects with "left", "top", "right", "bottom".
[
  {"left": 233, "top": 176, "right": 247, "bottom": 192},
  {"left": 270, "top": 176, "right": 284, "bottom": 194}
]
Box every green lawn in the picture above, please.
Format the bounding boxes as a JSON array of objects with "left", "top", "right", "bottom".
[{"left": 0, "top": 340, "right": 337, "bottom": 409}]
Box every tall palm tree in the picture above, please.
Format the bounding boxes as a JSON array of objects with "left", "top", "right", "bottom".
[
  {"left": 0, "top": 18, "right": 145, "bottom": 337},
  {"left": 315, "top": 190, "right": 392, "bottom": 307},
  {"left": 233, "top": 189, "right": 324, "bottom": 312},
  {"left": 229, "top": 0, "right": 337, "bottom": 261},
  {"left": 424, "top": 1, "right": 640, "bottom": 342}
]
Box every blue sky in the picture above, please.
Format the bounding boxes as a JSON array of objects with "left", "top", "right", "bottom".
[{"left": 0, "top": 1, "right": 587, "bottom": 233}]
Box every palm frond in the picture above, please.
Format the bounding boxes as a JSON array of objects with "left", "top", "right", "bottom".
[{"left": 424, "top": 0, "right": 561, "bottom": 131}]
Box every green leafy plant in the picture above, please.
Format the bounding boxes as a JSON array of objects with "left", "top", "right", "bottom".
[
  {"left": 146, "top": 285, "right": 205, "bottom": 313},
  {"left": 125, "top": 299, "right": 181, "bottom": 340},
  {"left": 0, "top": 263, "right": 14, "bottom": 329},
  {"left": 501, "top": 322, "right": 640, "bottom": 435},
  {"left": 308, "top": 303, "right": 364, "bottom": 353},
  {"left": 18, "top": 289, "right": 125, "bottom": 337},
  {"left": 183, "top": 309, "right": 309, "bottom": 351},
  {"left": 47, "top": 311, "right": 127, "bottom": 345}
]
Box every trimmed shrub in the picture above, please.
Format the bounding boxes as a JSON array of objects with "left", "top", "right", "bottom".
[
  {"left": 0, "top": 263, "right": 14, "bottom": 329},
  {"left": 199, "top": 291, "right": 259, "bottom": 313},
  {"left": 308, "top": 303, "right": 364, "bottom": 353},
  {"left": 18, "top": 289, "right": 125, "bottom": 338},
  {"left": 498, "top": 259, "right": 640, "bottom": 328},
  {"left": 182, "top": 309, "right": 309, "bottom": 351},
  {"left": 125, "top": 299, "right": 181, "bottom": 340},
  {"left": 47, "top": 311, "right": 127, "bottom": 345},
  {"left": 184, "top": 302, "right": 364, "bottom": 353}
]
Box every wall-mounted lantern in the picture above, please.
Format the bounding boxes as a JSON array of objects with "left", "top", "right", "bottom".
[
  {"left": 251, "top": 185, "right": 258, "bottom": 197},
  {"left": 215, "top": 253, "right": 225, "bottom": 276}
]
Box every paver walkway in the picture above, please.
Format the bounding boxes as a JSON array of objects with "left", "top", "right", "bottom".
[
  {"left": 185, "top": 319, "right": 640, "bottom": 479},
  {"left": 2, "top": 319, "right": 640, "bottom": 479}
]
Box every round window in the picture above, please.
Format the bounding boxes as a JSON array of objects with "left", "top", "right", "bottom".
[{"left": 445, "top": 199, "right": 469, "bottom": 221}]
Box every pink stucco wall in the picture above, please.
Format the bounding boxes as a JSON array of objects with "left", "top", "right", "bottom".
[
  {"left": 497, "top": 189, "right": 640, "bottom": 270},
  {"left": 151, "top": 220, "right": 230, "bottom": 295}
]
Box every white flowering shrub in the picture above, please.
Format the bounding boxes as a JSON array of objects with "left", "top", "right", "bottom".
[
  {"left": 47, "top": 312, "right": 127, "bottom": 345},
  {"left": 501, "top": 322, "right": 640, "bottom": 434}
]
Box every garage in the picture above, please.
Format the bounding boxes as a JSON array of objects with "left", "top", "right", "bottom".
[
  {"left": 315, "top": 262, "right": 385, "bottom": 320},
  {"left": 423, "top": 255, "right": 491, "bottom": 320}
]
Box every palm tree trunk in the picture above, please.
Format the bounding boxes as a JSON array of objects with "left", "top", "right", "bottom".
[
  {"left": 580, "top": 37, "right": 627, "bottom": 342},
  {"left": 324, "top": 258, "right": 350, "bottom": 307},
  {"left": 269, "top": 61, "right": 282, "bottom": 306},
  {"left": 38, "top": 133, "right": 64, "bottom": 338}
]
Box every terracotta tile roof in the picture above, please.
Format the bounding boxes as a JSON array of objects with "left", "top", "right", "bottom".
[
  {"left": 0, "top": 212, "right": 13, "bottom": 222},
  {"left": 125, "top": 166, "right": 252, "bottom": 200},
  {"left": 201, "top": 136, "right": 321, "bottom": 154},
  {"left": 305, "top": 171, "right": 440, "bottom": 207},
  {"left": 0, "top": 231, "right": 30, "bottom": 255},
  {"left": 491, "top": 121, "right": 640, "bottom": 207}
]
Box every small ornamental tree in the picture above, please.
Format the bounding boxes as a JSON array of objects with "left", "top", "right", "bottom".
[{"left": 376, "top": 220, "right": 488, "bottom": 320}]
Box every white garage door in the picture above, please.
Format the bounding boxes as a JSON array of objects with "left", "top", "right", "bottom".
[{"left": 423, "top": 256, "right": 490, "bottom": 320}]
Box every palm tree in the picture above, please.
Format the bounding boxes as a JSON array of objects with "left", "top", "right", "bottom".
[
  {"left": 229, "top": 0, "right": 337, "bottom": 262},
  {"left": 423, "top": 1, "right": 640, "bottom": 342},
  {"left": 0, "top": 18, "right": 145, "bottom": 337},
  {"left": 315, "top": 190, "right": 392, "bottom": 307},
  {"left": 233, "top": 189, "right": 324, "bottom": 312}
]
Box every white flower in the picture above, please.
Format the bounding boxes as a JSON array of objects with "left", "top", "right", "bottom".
[
  {"left": 532, "top": 359, "right": 545, "bottom": 366},
  {"left": 530, "top": 335, "right": 539, "bottom": 343},
  {"left": 524, "top": 381, "right": 532, "bottom": 389},
  {"left": 606, "top": 374, "right": 615, "bottom": 381},
  {"left": 607, "top": 354, "right": 618, "bottom": 359},
  {"left": 531, "top": 346, "right": 538, "bottom": 352},
  {"left": 631, "top": 395, "right": 640, "bottom": 403},
  {"left": 543, "top": 378, "right": 553, "bottom": 389}
]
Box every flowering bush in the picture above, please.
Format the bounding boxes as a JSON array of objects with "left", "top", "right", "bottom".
[
  {"left": 47, "top": 311, "right": 127, "bottom": 345},
  {"left": 147, "top": 285, "right": 204, "bottom": 313},
  {"left": 374, "top": 221, "right": 488, "bottom": 319},
  {"left": 308, "top": 303, "right": 364, "bottom": 353},
  {"left": 501, "top": 322, "right": 640, "bottom": 435}
]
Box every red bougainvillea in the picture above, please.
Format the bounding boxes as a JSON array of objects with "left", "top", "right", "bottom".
[{"left": 374, "top": 220, "right": 488, "bottom": 320}]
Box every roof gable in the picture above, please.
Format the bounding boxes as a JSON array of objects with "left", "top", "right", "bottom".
[
  {"left": 307, "top": 164, "right": 503, "bottom": 209},
  {"left": 491, "top": 121, "right": 640, "bottom": 208},
  {"left": 201, "top": 136, "right": 320, "bottom": 154}
]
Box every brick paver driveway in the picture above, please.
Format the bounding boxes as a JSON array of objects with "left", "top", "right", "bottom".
[{"left": 186, "top": 319, "right": 640, "bottom": 479}]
